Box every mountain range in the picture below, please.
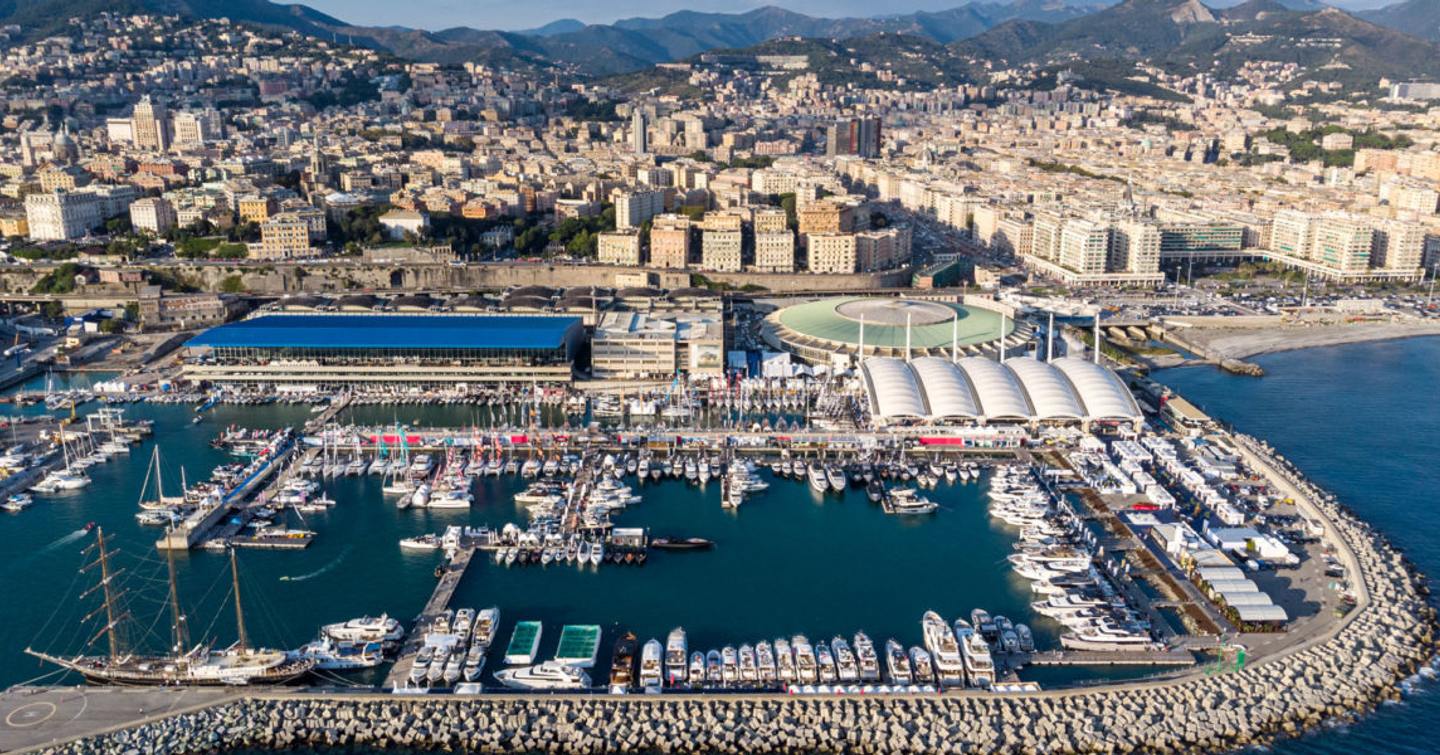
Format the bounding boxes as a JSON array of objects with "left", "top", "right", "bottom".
[
  {"left": 1360, "top": 0, "right": 1440, "bottom": 42},
  {"left": 0, "top": 0, "right": 1436, "bottom": 80},
  {"left": 953, "top": 0, "right": 1440, "bottom": 83}
]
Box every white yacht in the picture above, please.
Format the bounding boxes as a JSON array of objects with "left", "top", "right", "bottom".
[
  {"left": 664, "top": 627, "right": 687, "bottom": 686},
  {"left": 639, "top": 639, "right": 663, "bottom": 692},
  {"left": 921, "top": 611, "right": 965, "bottom": 687},
  {"left": 322, "top": 615, "right": 404, "bottom": 647},
  {"left": 494, "top": 661, "right": 591, "bottom": 690}
]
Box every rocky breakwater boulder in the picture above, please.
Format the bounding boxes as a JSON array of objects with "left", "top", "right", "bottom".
[{"left": 46, "top": 456, "right": 1439, "bottom": 754}]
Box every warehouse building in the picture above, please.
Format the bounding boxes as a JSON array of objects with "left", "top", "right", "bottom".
[{"left": 182, "top": 313, "right": 583, "bottom": 386}]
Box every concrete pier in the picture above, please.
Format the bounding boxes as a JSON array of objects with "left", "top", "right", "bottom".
[{"left": 382, "top": 545, "right": 478, "bottom": 689}]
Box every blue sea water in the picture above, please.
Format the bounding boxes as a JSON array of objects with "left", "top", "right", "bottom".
[{"left": 1157, "top": 336, "right": 1440, "bottom": 754}]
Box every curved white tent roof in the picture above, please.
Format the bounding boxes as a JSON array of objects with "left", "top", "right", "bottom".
[
  {"left": 1052, "top": 357, "right": 1142, "bottom": 421},
  {"left": 1005, "top": 357, "right": 1086, "bottom": 420},
  {"left": 862, "top": 357, "right": 928, "bottom": 420},
  {"left": 955, "top": 357, "right": 1032, "bottom": 420},
  {"left": 910, "top": 357, "right": 982, "bottom": 420}
]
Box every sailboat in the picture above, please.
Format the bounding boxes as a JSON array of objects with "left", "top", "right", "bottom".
[{"left": 25, "top": 529, "right": 315, "bottom": 685}]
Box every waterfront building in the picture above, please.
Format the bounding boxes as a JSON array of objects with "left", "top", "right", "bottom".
[
  {"left": 26, "top": 190, "right": 101, "bottom": 241},
  {"left": 182, "top": 314, "right": 584, "bottom": 386},
  {"left": 861, "top": 355, "right": 1142, "bottom": 430},
  {"left": 807, "top": 233, "right": 858, "bottom": 273},
  {"left": 591, "top": 311, "right": 725, "bottom": 379},
  {"left": 701, "top": 212, "right": 743, "bottom": 272}
]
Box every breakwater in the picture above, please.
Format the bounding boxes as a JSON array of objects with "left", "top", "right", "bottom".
[{"left": 40, "top": 432, "right": 1439, "bottom": 755}]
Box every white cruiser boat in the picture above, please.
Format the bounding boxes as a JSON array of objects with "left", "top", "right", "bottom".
[
  {"left": 494, "top": 661, "right": 591, "bottom": 690},
  {"left": 791, "top": 635, "right": 817, "bottom": 684},
  {"left": 473, "top": 607, "right": 500, "bottom": 648},
  {"left": 853, "top": 632, "right": 881, "bottom": 682},
  {"left": 639, "top": 639, "right": 663, "bottom": 692},
  {"left": 665, "top": 627, "right": 687, "bottom": 686},
  {"left": 958, "top": 622, "right": 995, "bottom": 688},
  {"left": 322, "top": 615, "right": 404, "bottom": 647},
  {"left": 291, "top": 638, "right": 385, "bottom": 670},
  {"left": 921, "top": 611, "right": 965, "bottom": 686},
  {"left": 885, "top": 639, "right": 911, "bottom": 685},
  {"left": 806, "top": 463, "right": 828, "bottom": 493},
  {"left": 756, "top": 641, "right": 777, "bottom": 684}
]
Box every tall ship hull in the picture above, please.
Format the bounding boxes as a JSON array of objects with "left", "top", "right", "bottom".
[{"left": 27, "top": 649, "right": 314, "bottom": 686}]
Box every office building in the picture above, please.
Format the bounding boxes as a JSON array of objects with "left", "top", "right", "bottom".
[
  {"left": 825, "top": 117, "right": 881, "bottom": 158},
  {"left": 591, "top": 311, "right": 725, "bottom": 379}
]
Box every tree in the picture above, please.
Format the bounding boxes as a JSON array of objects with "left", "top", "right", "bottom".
[{"left": 219, "top": 275, "right": 246, "bottom": 294}]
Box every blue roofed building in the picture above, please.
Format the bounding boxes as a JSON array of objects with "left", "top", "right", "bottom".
[{"left": 182, "top": 313, "right": 583, "bottom": 386}]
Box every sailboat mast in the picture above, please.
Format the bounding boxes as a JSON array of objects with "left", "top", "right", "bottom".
[
  {"left": 165, "top": 541, "right": 188, "bottom": 654},
  {"left": 95, "top": 528, "right": 121, "bottom": 660},
  {"left": 229, "top": 547, "right": 248, "bottom": 653}
]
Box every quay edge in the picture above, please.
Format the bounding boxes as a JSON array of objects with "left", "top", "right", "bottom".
[{"left": 21, "top": 432, "right": 1440, "bottom": 755}]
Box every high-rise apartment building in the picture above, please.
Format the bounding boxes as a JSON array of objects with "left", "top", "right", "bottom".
[
  {"left": 1110, "top": 221, "right": 1162, "bottom": 274},
  {"left": 614, "top": 189, "right": 666, "bottom": 230},
  {"left": 825, "top": 117, "right": 881, "bottom": 158},
  {"left": 700, "top": 212, "right": 743, "bottom": 272},
  {"left": 131, "top": 95, "right": 169, "bottom": 152},
  {"left": 1057, "top": 219, "right": 1111, "bottom": 276}
]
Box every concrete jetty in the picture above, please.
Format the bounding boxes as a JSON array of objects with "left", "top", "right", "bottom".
[{"left": 382, "top": 544, "right": 479, "bottom": 689}]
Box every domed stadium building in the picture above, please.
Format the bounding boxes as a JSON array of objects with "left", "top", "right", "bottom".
[{"left": 765, "top": 296, "right": 1030, "bottom": 366}]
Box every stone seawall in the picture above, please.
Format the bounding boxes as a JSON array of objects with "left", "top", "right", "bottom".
[
  {"left": 41, "top": 434, "right": 1438, "bottom": 755},
  {"left": 0, "top": 262, "right": 909, "bottom": 300}
]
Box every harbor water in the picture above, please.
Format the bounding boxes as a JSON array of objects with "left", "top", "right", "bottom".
[
  {"left": 0, "top": 372, "right": 1161, "bottom": 692},
  {"left": 1158, "top": 336, "right": 1440, "bottom": 755}
]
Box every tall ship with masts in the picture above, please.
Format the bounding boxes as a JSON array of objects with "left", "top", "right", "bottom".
[{"left": 25, "top": 528, "right": 314, "bottom": 686}]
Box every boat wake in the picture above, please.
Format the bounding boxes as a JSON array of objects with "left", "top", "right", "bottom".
[
  {"left": 39, "top": 528, "right": 90, "bottom": 554},
  {"left": 280, "top": 545, "right": 350, "bottom": 582}
]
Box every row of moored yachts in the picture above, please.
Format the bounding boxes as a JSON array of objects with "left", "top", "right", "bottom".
[{"left": 988, "top": 466, "right": 1161, "bottom": 652}]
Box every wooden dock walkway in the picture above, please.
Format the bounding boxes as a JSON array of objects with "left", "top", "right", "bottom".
[{"left": 382, "top": 545, "right": 478, "bottom": 689}]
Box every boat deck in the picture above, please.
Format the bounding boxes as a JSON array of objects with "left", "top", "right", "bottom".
[
  {"left": 553, "top": 625, "right": 601, "bottom": 668},
  {"left": 504, "top": 621, "right": 543, "bottom": 665}
]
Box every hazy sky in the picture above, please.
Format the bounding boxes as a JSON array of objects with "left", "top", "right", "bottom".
[{"left": 287, "top": 0, "right": 1397, "bottom": 31}]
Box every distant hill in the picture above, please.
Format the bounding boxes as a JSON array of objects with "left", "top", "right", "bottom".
[
  {"left": 954, "top": 0, "right": 1440, "bottom": 83},
  {"left": 514, "top": 19, "right": 586, "bottom": 37},
  {"left": 0, "top": 0, "right": 1107, "bottom": 75},
  {"left": 1361, "top": 0, "right": 1440, "bottom": 43}
]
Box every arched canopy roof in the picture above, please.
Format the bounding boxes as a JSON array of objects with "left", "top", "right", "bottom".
[
  {"left": 862, "top": 357, "right": 928, "bottom": 420},
  {"left": 910, "top": 357, "right": 982, "bottom": 419},
  {"left": 1005, "top": 357, "right": 1086, "bottom": 420},
  {"left": 955, "top": 357, "right": 1032, "bottom": 420},
  {"left": 1052, "top": 357, "right": 1142, "bottom": 421}
]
